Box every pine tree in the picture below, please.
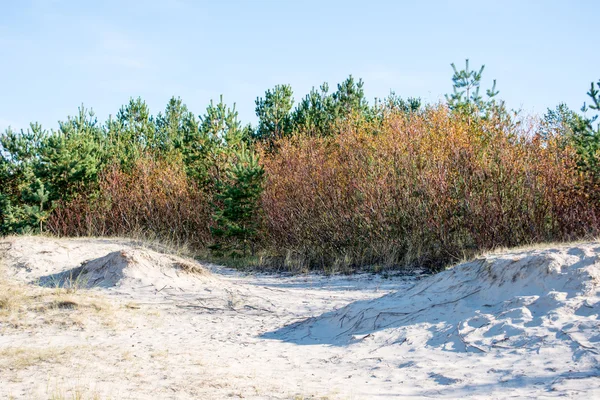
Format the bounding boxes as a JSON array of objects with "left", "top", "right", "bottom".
[
  {"left": 39, "top": 106, "right": 106, "bottom": 202},
  {"left": 200, "top": 95, "right": 243, "bottom": 146},
  {"left": 0, "top": 155, "right": 12, "bottom": 233},
  {"left": 291, "top": 83, "right": 331, "bottom": 136},
  {"left": 106, "top": 97, "right": 155, "bottom": 169},
  {"left": 331, "top": 75, "right": 369, "bottom": 118},
  {"left": 254, "top": 84, "right": 294, "bottom": 144},
  {"left": 0, "top": 124, "right": 46, "bottom": 233},
  {"left": 541, "top": 103, "right": 588, "bottom": 141},
  {"left": 210, "top": 146, "right": 265, "bottom": 257},
  {"left": 155, "top": 97, "right": 199, "bottom": 154},
  {"left": 446, "top": 59, "right": 500, "bottom": 116},
  {"left": 22, "top": 178, "right": 50, "bottom": 232},
  {"left": 291, "top": 75, "right": 369, "bottom": 136},
  {"left": 575, "top": 80, "right": 600, "bottom": 180},
  {"left": 376, "top": 91, "right": 422, "bottom": 114},
  {"left": 188, "top": 95, "right": 245, "bottom": 186},
  {"left": 0, "top": 107, "right": 108, "bottom": 234}
]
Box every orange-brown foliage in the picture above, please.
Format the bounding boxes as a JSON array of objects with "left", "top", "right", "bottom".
[
  {"left": 47, "top": 156, "right": 212, "bottom": 248},
  {"left": 47, "top": 106, "right": 600, "bottom": 271},
  {"left": 260, "top": 106, "right": 599, "bottom": 270}
]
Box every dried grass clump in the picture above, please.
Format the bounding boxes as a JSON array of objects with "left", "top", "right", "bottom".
[
  {"left": 0, "top": 267, "right": 118, "bottom": 331},
  {"left": 0, "top": 346, "right": 73, "bottom": 371}
]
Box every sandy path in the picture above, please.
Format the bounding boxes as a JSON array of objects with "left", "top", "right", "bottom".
[{"left": 1, "top": 237, "right": 599, "bottom": 399}]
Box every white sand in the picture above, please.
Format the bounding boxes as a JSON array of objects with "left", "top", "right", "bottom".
[{"left": 1, "top": 236, "right": 599, "bottom": 399}]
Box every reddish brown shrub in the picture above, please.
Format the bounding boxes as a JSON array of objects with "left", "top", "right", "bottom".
[
  {"left": 47, "top": 156, "right": 212, "bottom": 249},
  {"left": 260, "top": 106, "right": 599, "bottom": 270},
  {"left": 47, "top": 106, "right": 600, "bottom": 272}
]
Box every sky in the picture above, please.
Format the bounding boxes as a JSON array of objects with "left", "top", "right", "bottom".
[{"left": 1, "top": 0, "right": 598, "bottom": 132}]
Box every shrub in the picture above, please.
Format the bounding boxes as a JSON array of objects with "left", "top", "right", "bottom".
[
  {"left": 260, "top": 105, "right": 599, "bottom": 271},
  {"left": 47, "top": 156, "right": 213, "bottom": 249}
]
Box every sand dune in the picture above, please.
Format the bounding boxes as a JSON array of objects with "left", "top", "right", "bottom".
[{"left": 1, "top": 236, "right": 599, "bottom": 399}]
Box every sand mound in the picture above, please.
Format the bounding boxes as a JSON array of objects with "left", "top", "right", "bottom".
[
  {"left": 0, "top": 236, "right": 209, "bottom": 291},
  {"left": 267, "top": 244, "right": 600, "bottom": 356},
  {"left": 39, "top": 249, "right": 207, "bottom": 289}
]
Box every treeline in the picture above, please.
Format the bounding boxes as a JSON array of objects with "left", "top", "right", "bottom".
[{"left": 1, "top": 60, "right": 599, "bottom": 271}]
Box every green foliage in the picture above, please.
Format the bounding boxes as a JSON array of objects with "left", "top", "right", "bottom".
[
  {"left": 331, "top": 75, "right": 370, "bottom": 118},
  {"left": 574, "top": 80, "right": 600, "bottom": 180},
  {"left": 446, "top": 59, "right": 500, "bottom": 116},
  {"left": 584, "top": 80, "right": 600, "bottom": 113},
  {"left": 254, "top": 84, "right": 294, "bottom": 144},
  {"left": 210, "top": 146, "right": 265, "bottom": 257},
  {"left": 291, "top": 83, "right": 332, "bottom": 136},
  {"left": 21, "top": 178, "right": 50, "bottom": 232},
  {"left": 291, "top": 75, "right": 370, "bottom": 136},
  {"left": 0, "top": 108, "right": 107, "bottom": 233},
  {"left": 379, "top": 92, "right": 422, "bottom": 114},
  {"left": 116, "top": 97, "right": 156, "bottom": 145},
  {"left": 542, "top": 104, "right": 584, "bottom": 137},
  {"left": 200, "top": 95, "right": 244, "bottom": 146},
  {"left": 40, "top": 107, "right": 106, "bottom": 201},
  {"left": 1, "top": 123, "right": 47, "bottom": 233},
  {"left": 192, "top": 95, "right": 245, "bottom": 185},
  {"left": 105, "top": 97, "right": 156, "bottom": 168},
  {"left": 544, "top": 82, "right": 600, "bottom": 182},
  {"left": 154, "top": 97, "right": 211, "bottom": 184},
  {"left": 155, "top": 97, "right": 199, "bottom": 154}
]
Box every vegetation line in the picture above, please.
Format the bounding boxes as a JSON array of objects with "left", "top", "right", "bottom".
[{"left": 1, "top": 60, "right": 599, "bottom": 272}]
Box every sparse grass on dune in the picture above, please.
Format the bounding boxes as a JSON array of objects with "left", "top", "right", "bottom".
[
  {"left": 0, "top": 343, "right": 104, "bottom": 399},
  {"left": 438, "top": 237, "right": 600, "bottom": 272},
  {"left": 0, "top": 248, "right": 146, "bottom": 400},
  {"left": 1, "top": 235, "right": 599, "bottom": 399},
  {"left": 2, "top": 231, "right": 200, "bottom": 259},
  {"left": 49, "top": 391, "right": 103, "bottom": 400},
  {"left": 7, "top": 379, "right": 108, "bottom": 400},
  {"left": 0, "top": 346, "right": 77, "bottom": 371},
  {"left": 0, "top": 260, "right": 120, "bottom": 331},
  {"left": 474, "top": 236, "right": 600, "bottom": 258}
]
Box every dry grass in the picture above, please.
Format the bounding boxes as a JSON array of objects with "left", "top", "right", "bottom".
[
  {"left": 3, "top": 231, "right": 202, "bottom": 262},
  {"left": 46, "top": 380, "right": 106, "bottom": 400},
  {"left": 483, "top": 237, "right": 600, "bottom": 256},
  {"left": 0, "top": 259, "right": 122, "bottom": 331},
  {"left": 0, "top": 285, "right": 116, "bottom": 331},
  {"left": 174, "top": 260, "right": 207, "bottom": 275},
  {"left": 0, "top": 234, "right": 198, "bottom": 332},
  {"left": 49, "top": 390, "right": 103, "bottom": 400},
  {"left": 0, "top": 281, "right": 25, "bottom": 314},
  {"left": 0, "top": 346, "right": 74, "bottom": 371},
  {"left": 440, "top": 236, "right": 600, "bottom": 273},
  {"left": 0, "top": 259, "right": 139, "bottom": 400}
]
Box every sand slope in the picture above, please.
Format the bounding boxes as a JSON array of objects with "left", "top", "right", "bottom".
[
  {"left": 1, "top": 236, "right": 599, "bottom": 399},
  {"left": 268, "top": 246, "right": 600, "bottom": 352}
]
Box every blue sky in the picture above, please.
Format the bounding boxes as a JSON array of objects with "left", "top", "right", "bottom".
[{"left": 1, "top": 0, "right": 598, "bottom": 132}]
